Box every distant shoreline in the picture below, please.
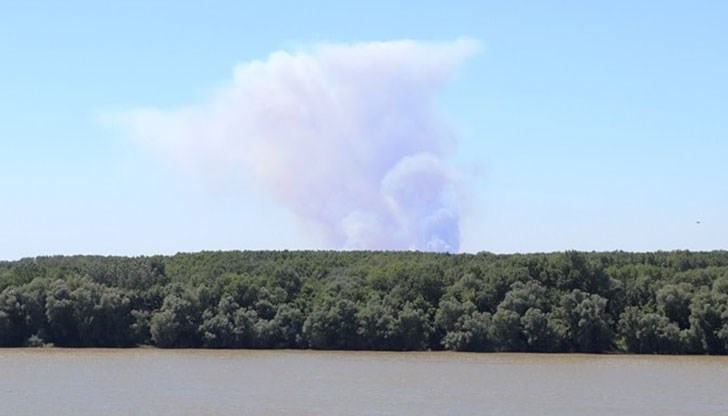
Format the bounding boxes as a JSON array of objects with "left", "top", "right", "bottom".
[{"left": 2, "top": 250, "right": 728, "bottom": 354}]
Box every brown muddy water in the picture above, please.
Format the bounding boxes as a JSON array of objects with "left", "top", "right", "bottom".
[{"left": 1, "top": 349, "right": 727, "bottom": 415}]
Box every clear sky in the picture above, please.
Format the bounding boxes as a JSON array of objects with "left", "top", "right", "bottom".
[{"left": 1, "top": 1, "right": 726, "bottom": 260}]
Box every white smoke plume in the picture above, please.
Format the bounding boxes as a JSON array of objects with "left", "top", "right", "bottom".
[{"left": 113, "top": 39, "right": 477, "bottom": 252}]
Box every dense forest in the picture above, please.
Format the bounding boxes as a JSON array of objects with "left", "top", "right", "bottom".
[{"left": 1, "top": 250, "right": 728, "bottom": 354}]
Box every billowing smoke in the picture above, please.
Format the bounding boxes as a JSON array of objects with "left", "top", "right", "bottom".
[{"left": 113, "top": 39, "right": 477, "bottom": 252}]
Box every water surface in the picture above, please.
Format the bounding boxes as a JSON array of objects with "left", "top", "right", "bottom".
[{"left": 1, "top": 349, "right": 727, "bottom": 415}]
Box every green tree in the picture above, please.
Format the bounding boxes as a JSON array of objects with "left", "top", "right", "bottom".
[
  {"left": 150, "top": 294, "right": 200, "bottom": 348},
  {"left": 0, "top": 288, "right": 25, "bottom": 346},
  {"left": 45, "top": 279, "right": 79, "bottom": 346},
  {"left": 441, "top": 310, "right": 493, "bottom": 352},
  {"left": 198, "top": 295, "right": 254, "bottom": 348},
  {"left": 390, "top": 302, "right": 432, "bottom": 351},
  {"left": 656, "top": 283, "right": 693, "bottom": 329},
  {"left": 357, "top": 297, "right": 396, "bottom": 350},
  {"left": 521, "top": 307, "right": 564, "bottom": 352},
  {"left": 303, "top": 298, "right": 359, "bottom": 349},
  {"left": 688, "top": 289, "right": 728, "bottom": 354},
  {"left": 618, "top": 307, "right": 682, "bottom": 353},
  {"left": 558, "top": 290, "right": 614, "bottom": 352}
]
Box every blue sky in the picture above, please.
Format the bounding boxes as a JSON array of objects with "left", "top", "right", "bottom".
[{"left": 1, "top": 1, "right": 726, "bottom": 260}]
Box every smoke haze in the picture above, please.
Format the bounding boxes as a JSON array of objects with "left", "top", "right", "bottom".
[{"left": 114, "top": 39, "right": 477, "bottom": 252}]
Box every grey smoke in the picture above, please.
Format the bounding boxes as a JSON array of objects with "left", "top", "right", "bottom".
[{"left": 112, "top": 39, "right": 477, "bottom": 252}]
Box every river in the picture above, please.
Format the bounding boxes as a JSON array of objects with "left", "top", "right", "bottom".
[{"left": 1, "top": 349, "right": 726, "bottom": 415}]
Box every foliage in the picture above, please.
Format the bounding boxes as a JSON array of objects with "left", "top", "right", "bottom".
[{"left": 1, "top": 250, "right": 728, "bottom": 353}]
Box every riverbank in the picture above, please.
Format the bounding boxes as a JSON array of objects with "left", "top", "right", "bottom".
[{"left": 2, "top": 250, "right": 728, "bottom": 353}]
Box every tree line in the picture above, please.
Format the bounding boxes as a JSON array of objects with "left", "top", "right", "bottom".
[{"left": 1, "top": 250, "right": 727, "bottom": 353}]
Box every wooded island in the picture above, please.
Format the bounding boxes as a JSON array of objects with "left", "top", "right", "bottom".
[{"left": 1, "top": 250, "right": 727, "bottom": 354}]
